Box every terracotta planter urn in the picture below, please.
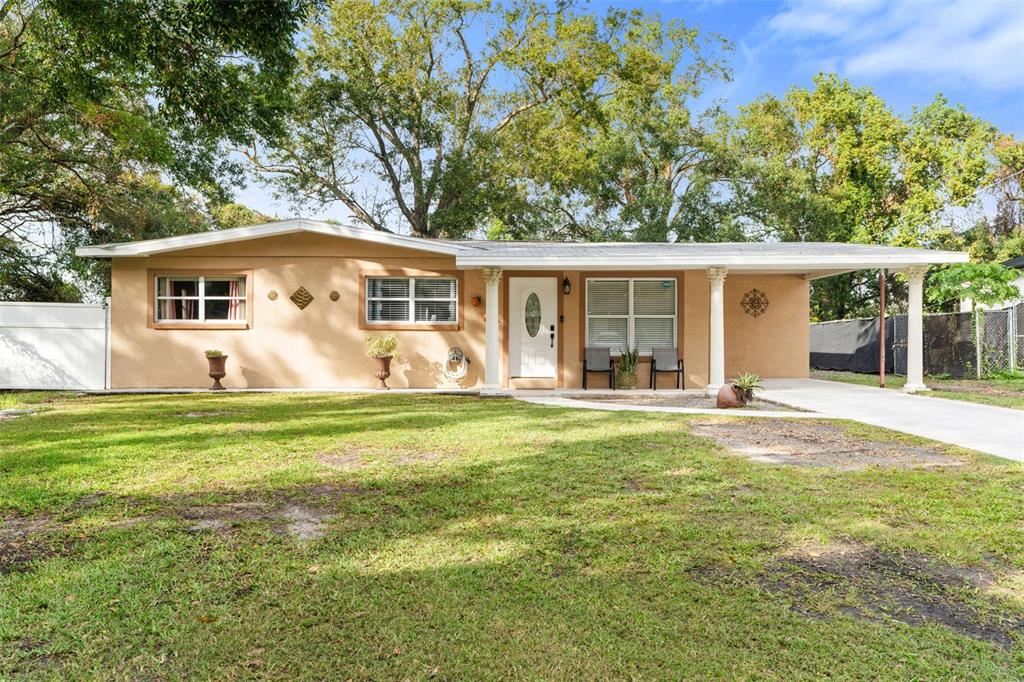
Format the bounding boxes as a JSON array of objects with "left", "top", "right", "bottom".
[
  {"left": 715, "top": 384, "right": 748, "bottom": 408},
  {"left": 373, "top": 356, "right": 393, "bottom": 390},
  {"left": 207, "top": 355, "right": 228, "bottom": 391}
]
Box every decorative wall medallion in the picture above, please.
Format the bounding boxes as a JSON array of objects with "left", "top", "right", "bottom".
[
  {"left": 329, "top": 290, "right": 340, "bottom": 301},
  {"left": 267, "top": 290, "right": 278, "bottom": 301},
  {"left": 290, "top": 286, "right": 314, "bottom": 310},
  {"left": 741, "top": 288, "right": 769, "bottom": 318}
]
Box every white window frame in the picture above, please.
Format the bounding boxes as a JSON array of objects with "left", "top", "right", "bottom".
[
  {"left": 154, "top": 274, "right": 247, "bottom": 324},
  {"left": 364, "top": 276, "right": 458, "bottom": 325},
  {"left": 585, "top": 277, "right": 677, "bottom": 354}
]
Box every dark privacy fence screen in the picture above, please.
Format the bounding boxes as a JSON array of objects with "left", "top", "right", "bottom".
[{"left": 811, "top": 304, "right": 1021, "bottom": 378}]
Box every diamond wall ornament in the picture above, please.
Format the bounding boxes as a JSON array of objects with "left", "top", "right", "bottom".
[
  {"left": 290, "top": 286, "right": 314, "bottom": 310},
  {"left": 741, "top": 289, "right": 769, "bottom": 318}
]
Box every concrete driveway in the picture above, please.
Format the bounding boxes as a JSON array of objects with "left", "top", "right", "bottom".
[{"left": 761, "top": 379, "right": 1024, "bottom": 463}]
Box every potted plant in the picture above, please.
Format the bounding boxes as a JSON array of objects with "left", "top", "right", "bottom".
[
  {"left": 205, "top": 349, "right": 228, "bottom": 391},
  {"left": 365, "top": 334, "right": 398, "bottom": 390},
  {"left": 615, "top": 346, "right": 641, "bottom": 389},
  {"left": 716, "top": 372, "right": 762, "bottom": 408}
]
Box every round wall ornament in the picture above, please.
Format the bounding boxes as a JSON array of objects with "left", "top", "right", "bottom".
[
  {"left": 267, "top": 290, "right": 278, "bottom": 301},
  {"left": 329, "top": 290, "right": 340, "bottom": 301},
  {"left": 741, "top": 289, "right": 769, "bottom": 318}
]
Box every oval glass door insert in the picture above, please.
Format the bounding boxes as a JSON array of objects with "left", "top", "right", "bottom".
[{"left": 524, "top": 292, "right": 541, "bottom": 337}]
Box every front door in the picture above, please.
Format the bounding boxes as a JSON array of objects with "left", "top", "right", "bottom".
[{"left": 509, "top": 277, "right": 557, "bottom": 378}]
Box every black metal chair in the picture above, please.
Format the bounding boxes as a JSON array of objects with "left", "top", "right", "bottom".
[
  {"left": 650, "top": 347, "right": 683, "bottom": 389},
  {"left": 583, "top": 347, "right": 614, "bottom": 389}
]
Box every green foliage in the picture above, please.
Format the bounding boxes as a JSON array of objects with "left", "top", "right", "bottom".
[
  {"left": 616, "top": 346, "right": 640, "bottom": 375},
  {"left": 721, "top": 74, "right": 999, "bottom": 320},
  {"left": 732, "top": 372, "right": 762, "bottom": 392},
  {"left": 0, "top": 0, "right": 306, "bottom": 299},
  {"left": 250, "top": 0, "right": 729, "bottom": 240},
  {"left": 364, "top": 334, "right": 398, "bottom": 358},
  {"left": 926, "top": 263, "right": 1019, "bottom": 309},
  {"left": 210, "top": 203, "right": 277, "bottom": 230},
  {"left": 204, "top": 349, "right": 224, "bottom": 358}
]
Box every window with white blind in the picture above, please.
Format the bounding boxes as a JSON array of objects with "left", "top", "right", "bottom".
[
  {"left": 586, "top": 278, "right": 676, "bottom": 354},
  {"left": 365, "top": 276, "right": 458, "bottom": 324}
]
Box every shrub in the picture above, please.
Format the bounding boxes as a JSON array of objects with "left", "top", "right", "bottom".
[
  {"left": 204, "top": 349, "right": 224, "bottom": 358},
  {"left": 617, "top": 346, "right": 640, "bottom": 375},
  {"left": 365, "top": 334, "right": 398, "bottom": 358}
]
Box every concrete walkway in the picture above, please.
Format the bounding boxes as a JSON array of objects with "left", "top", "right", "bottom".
[
  {"left": 760, "top": 379, "right": 1024, "bottom": 463},
  {"left": 514, "top": 392, "right": 831, "bottom": 419}
]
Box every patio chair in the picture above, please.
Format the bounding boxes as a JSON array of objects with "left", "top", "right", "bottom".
[
  {"left": 583, "top": 347, "right": 615, "bottom": 390},
  {"left": 650, "top": 347, "right": 683, "bottom": 390}
]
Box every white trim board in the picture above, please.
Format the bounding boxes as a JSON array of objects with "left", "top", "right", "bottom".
[
  {"left": 76, "top": 220, "right": 468, "bottom": 258},
  {"left": 75, "top": 219, "right": 969, "bottom": 273}
]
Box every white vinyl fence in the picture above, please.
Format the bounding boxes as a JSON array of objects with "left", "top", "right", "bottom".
[{"left": 0, "top": 301, "right": 110, "bottom": 390}]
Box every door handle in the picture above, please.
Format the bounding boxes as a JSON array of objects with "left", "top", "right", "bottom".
[{"left": 549, "top": 325, "right": 555, "bottom": 348}]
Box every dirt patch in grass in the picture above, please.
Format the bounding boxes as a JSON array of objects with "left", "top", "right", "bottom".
[
  {"left": 4, "top": 637, "right": 69, "bottom": 674},
  {"left": 176, "top": 410, "right": 231, "bottom": 418},
  {"left": 316, "top": 451, "right": 367, "bottom": 470},
  {"left": 316, "top": 447, "right": 445, "bottom": 470},
  {"left": 178, "top": 484, "right": 376, "bottom": 541},
  {"left": 933, "top": 380, "right": 1023, "bottom": 400},
  {"left": 688, "top": 419, "right": 963, "bottom": 470},
  {"left": 1, "top": 484, "right": 379, "bottom": 562},
  {"left": 0, "top": 516, "right": 77, "bottom": 574},
  {"left": 760, "top": 540, "right": 1024, "bottom": 649},
  {"left": 182, "top": 501, "right": 335, "bottom": 541},
  {"left": 566, "top": 393, "right": 798, "bottom": 411}
]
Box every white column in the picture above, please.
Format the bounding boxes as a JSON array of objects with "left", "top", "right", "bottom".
[
  {"left": 903, "top": 265, "right": 929, "bottom": 393},
  {"left": 707, "top": 267, "right": 727, "bottom": 396},
  {"left": 483, "top": 267, "right": 503, "bottom": 391}
]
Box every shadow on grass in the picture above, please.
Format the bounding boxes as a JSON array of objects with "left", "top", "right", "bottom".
[{"left": 3, "top": 394, "right": 1024, "bottom": 678}]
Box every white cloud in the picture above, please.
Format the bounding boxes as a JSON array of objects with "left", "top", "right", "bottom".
[{"left": 767, "top": 0, "right": 1024, "bottom": 91}]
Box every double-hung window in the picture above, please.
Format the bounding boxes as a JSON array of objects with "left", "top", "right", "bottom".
[
  {"left": 154, "top": 275, "right": 247, "bottom": 325},
  {"left": 365, "top": 276, "right": 458, "bottom": 325},
  {"left": 586, "top": 278, "right": 676, "bottom": 354}
]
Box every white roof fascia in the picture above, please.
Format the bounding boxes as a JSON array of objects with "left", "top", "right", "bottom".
[
  {"left": 75, "top": 219, "right": 466, "bottom": 258},
  {"left": 454, "top": 251, "right": 968, "bottom": 271}
]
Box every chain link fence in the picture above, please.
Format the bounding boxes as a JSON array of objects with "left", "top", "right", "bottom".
[{"left": 813, "top": 303, "right": 1021, "bottom": 378}]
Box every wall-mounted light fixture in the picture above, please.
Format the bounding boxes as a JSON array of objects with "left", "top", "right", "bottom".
[{"left": 562, "top": 277, "right": 571, "bottom": 295}]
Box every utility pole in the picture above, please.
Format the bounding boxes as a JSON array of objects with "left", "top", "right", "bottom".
[{"left": 879, "top": 269, "right": 886, "bottom": 388}]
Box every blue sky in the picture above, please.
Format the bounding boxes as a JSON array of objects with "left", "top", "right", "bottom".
[{"left": 237, "top": 0, "right": 1024, "bottom": 220}]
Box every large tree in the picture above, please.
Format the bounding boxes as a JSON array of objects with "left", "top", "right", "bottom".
[
  {"left": 720, "top": 74, "right": 997, "bottom": 319},
  {"left": 0, "top": 0, "right": 306, "bottom": 299},
  {"left": 247, "top": 0, "right": 727, "bottom": 240}
]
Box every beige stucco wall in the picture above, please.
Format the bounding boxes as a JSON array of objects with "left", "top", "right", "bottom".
[
  {"left": 720, "top": 274, "right": 810, "bottom": 380},
  {"left": 110, "top": 234, "right": 810, "bottom": 389},
  {"left": 681, "top": 273, "right": 810, "bottom": 386},
  {"left": 110, "top": 233, "right": 486, "bottom": 389}
]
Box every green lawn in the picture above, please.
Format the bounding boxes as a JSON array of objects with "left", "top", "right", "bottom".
[
  {"left": 2, "top": 393, "right": 1023, "bottom": 679},
  {"left": 811, "top": 370, "right": 1024, "bottom": 410}
]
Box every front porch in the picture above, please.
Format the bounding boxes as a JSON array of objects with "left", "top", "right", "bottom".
[{"left": 477, "top": 265, "right": 931, "bottom": 395}]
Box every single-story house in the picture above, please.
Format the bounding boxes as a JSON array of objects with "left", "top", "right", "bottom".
[{"left": 77, "top": 220, "right": 967, "bottom": 392}]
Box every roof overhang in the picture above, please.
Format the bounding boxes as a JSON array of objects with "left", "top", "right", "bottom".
[
  {"left": 74, "top": 219, "right": 466, "bottom": 258},
  {"left": 453, "top": 253, "right": 968, "bottom": 275},
  {"left": 75, "top": 220, "right": 969, "bottom": 276}
]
